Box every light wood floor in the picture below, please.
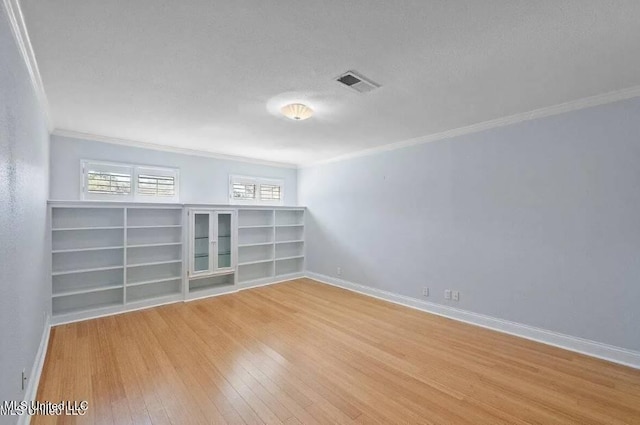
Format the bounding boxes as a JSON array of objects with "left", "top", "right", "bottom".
[{"left": 35, "top": 278, "right": 640, "bottom": 424}]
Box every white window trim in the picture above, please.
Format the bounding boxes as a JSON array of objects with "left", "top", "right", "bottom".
[
  {"left": 81, "top": 160, "right": 180, "bottom": 203},
  {"left": 229, "top": 175, "right": 285, "bottom": 206}
]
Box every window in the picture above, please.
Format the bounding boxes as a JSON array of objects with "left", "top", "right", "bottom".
[
  {"left": 135, "top": 166, "right": 178, "bottom": 200},
  {"left": 229, "top": 175, "right": 284, "bottom": 205},
  {"left": 81, "top": 160, "right": 179, "bottom": 202},
  {"left": 232, "top": 182, "right": 257, "bottom": 201},
  {"left": 138, "top": 174, "right": 176, "bottom": 197},
  {"left": 87, "top": 170, "right": 131, "bottom": 195},
  {"left": 260, "top": 184, "right": 281, "bottom": 201}
]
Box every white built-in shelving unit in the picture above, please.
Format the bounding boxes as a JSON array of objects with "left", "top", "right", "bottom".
[
  {"left": 50, "top": 202, "right": 305, "bottom": 323},
  {"left": 51, "top": 204, "right": 183, "bottom": 323},
  {"left": 237, "top": 208, "right": 305, "bottom": 286}
]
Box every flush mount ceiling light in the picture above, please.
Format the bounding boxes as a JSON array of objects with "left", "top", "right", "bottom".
[{"left": 280, "top": 103, "right": 313, "bottom": 121}]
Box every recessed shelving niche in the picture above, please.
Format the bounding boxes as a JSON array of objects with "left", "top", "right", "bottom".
[
  {"left": 127, "top": 279, "right": 181, "bottom": 303},
  {"left": 53, "top": 207, "right": 124, "bottom": 229},
  {"left": 239, "top": 244, "right": 274, "bottom": 264},
  {"left": 53, "top": 268, "right": 124, "bottom": 297},
  {"left": 238, "top": 261, "right": 274, "bottom": 284},
  {"left": 127, "top": 226, "right": 182, "bottom": 246},
  {"left": 275, "top": 209, "right": 304, "bottom": 226},
  {"left": 189, "top": 273, "right": 234, "bottom": 293},
  {"left": 127, "top": 208, "right": 182, "bottom": 227},
  {"left": 238, "top": 209, "right": 274, "bottom": 227},
  {"left": 276, "top": 225, "right": 303, "bottom": 242},
  {"left": 275, "top": 241, "right": 304, "bottom": 259},
  {"left": 52, "top": 288, "right": 124, "bottom": 316},
  {"left": 275, "top": 257, "right": 304, "bottom": 276}
]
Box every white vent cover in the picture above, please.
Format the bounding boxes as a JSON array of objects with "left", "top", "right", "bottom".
[{"left": 336, "top": 71, "right": 380, "bottom": 93}]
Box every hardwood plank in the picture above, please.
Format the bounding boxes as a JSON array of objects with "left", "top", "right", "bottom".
[{"left": 34, "top": 279, "right": 640, "bottom": 424}]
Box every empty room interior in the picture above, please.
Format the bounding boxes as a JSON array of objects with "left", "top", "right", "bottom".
[{"left": 2, "top": 1, "right": 640, "bottom": 424}]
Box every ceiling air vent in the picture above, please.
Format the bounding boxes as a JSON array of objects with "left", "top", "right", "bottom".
[{"left": 336, "top": 71, "right": 380, "bottom": 93}]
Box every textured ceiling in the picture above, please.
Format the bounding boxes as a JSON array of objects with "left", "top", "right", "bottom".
[{"left": 21, "top": 0, "right": 640, "bottom": 165}]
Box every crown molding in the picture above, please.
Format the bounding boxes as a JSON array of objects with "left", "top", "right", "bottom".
[
  {"left": 300, "top": 85, "right": 640, "bottom": 168},
  {"left": 3, "top": 0, "right": 639, "bottom": 167},
  {"left": 51, "top": 129, "right": 298, "bottom": 169},
  {"left": 52, "top": 85, "right": 640, "bottom": 170},
  {"left": 2, "top": 0, "right": 53, "bottom": 132}
]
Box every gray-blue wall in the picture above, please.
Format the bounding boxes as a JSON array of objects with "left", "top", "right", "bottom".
[
  {"left": 50, "top": 135, "right": 298, "bottom": 205},
  {"left": 0, "top": 6, "right": 51, "bottom": 419},
  {"left": 299, "top": 97, "right": 640, "bottom": 352}
]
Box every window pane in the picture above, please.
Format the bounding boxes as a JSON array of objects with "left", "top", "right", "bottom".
[
  {"left": 260, "top": 184, "right": 281, "bottom": 201},
  {"left": 233, "top": 183, "right": 256, "bottom": 200},
  {"left": 137, "top": 174, "right": 175, "bottom": 196},
  {"left": 87, "top": 171, "right": 131, "bottom": 194}
]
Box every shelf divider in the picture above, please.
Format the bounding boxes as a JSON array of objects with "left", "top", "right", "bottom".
[
  {"left": 52, "top": 265, "right": 124, "bottom": 276},
  {"left": 53, "top": 284, "right": 123, "bottom": 298},
  {"left": 52, "top": 246, "right": 124, "bottom": 254}
]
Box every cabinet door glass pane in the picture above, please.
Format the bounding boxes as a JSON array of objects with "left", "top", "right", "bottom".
[
  {"left": 194, "top": 213, "right": 209, "bottom": 272},
  {"left": 218, "top": 213, "right": 231, "bottom": 268}
]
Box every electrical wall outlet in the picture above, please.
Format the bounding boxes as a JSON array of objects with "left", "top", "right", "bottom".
[
  {"left": 337, "top": 267, "right": 342, "bottom": 276},
  {"left": 444, "top": 289, "right": 451, "bottom": 300},
  {"left": 422, "top": 287, "right": 429, "bottom": 296},
  {"left": 452, "top": 290, "right": 460, "bottom": 301}
]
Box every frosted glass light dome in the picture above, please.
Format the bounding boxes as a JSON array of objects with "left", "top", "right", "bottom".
[{"left": 280, "top": 103, "right": 313, "bottom": 120}]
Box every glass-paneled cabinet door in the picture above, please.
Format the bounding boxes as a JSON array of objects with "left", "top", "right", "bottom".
[
  {"left": 214, "top": 211, "right": 235, "bottom": 272},
  {"left": 190, "top": 210, "right": 213, "bottom": 276}
]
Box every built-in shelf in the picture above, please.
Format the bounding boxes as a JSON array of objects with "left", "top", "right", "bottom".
[
  {"left": 190, "top": 282, "right": 233, "bottom": 293},
  {"left": 189, "top": 279, "right": 233, "bottom": 293},
  {"left": 52, "top": 226, "right": 124, "bottom": 232},
  {"left": 238, "top": 258, "right": 274, "bottom": 266},
  {"left": 239, "top": 242, "right": 274, "bottom": 247},
  {"left": 276, "top": 255, "right": 305, "bottom": 261},
  {"left": 275, "top": 255, "right": 304, "bottom": 276},
  {"left": 127, "top": 242, "right": 182, "bottom": 248},
  {"left": 53, "top": 301, "right": 123, "bottom": 317},
  {"left": 52, "top": 246, "right": 124, "bottom": 254},
  {"left": 126, "top": 277, "right": 181, "bottom": 288},
  {"left": 275, "top": 210, "right": 305, "bottom": 227},
  {"left": 127, "top": 259, "right": 182, "bottom": 268},
  {"left": 127, "top": 225, "right": 182, "bottom": 229},
  {"left": 127, "top": 292, "right": 181, "bottom": 305},
  {"left": 52, "top": 265, "right": 124, "bottom": 276},
  {"left": 238, "top": 225, "right": 274, "bottom": 229},
  {"left": 275, "top": 240, "right": 304, "bottom": 244},
  {"left": 53, "top": 284, "right": 123, "bottom": 298},
  {"left": 237, "top": 277, "right": 269, "bottom": 286},
  {"left": 189, "top": 273, "right": 234, "bottom": 293}
]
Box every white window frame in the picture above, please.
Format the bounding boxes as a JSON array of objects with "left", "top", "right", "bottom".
[
  {"left": 229, "top": 175, "right": 285, "bottom": 206},
  {"left": 81, "top": 160, "right": 180, "bottom": 203}
]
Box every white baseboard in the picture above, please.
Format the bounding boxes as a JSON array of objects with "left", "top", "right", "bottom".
[
  {"left": 18, "top": 315, "right": 51, "bottom": 425},
  {"left": 305, "top": 272, "right": 640, "bottom": 370}
]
